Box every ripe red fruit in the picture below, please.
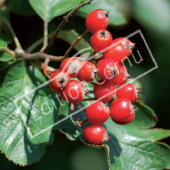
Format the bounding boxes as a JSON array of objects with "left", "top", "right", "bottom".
[
  {"left": 112, "top": 37, "right": 135, "bottom": 56},
  {"left": 96, "top": 59, "right": 120, "bottom": 81},
  {"left": 111, "top": 65, "right": 129, "bottom": 85},
  {"left": 86, "top": 101, "right": 110, "bottom": 124},
  {"left": 103, "top": 41, "right": 130, "bottom": 63},
  {"left": 116, "top": 83, "right": 138, "bottom": 103},
  {"left": 60, "top": 57, "right": 81, "bottom": 77},
  {"left": 110, "top": 98, "right": 133, "bottom": 122},
  {"left": 114, "top": 112, "right": 135, "bottom": 125},
  {"left": 94, "top": 80, "right": 116, "bottom": 102},
  {"left": 85, "top": 9, "right": 109, "bottom": 34},
  {"left": 49, "top": 71, "right": 70, "bottom": 92},
  {"left": 83, "top": 125, "right": 109, "bottom": 145},
  {"left": 60, "top": 80, "right": 84, "bottom": 103},
  {"left": 90, "top": 30, "right": 113, "bottom": 52},
  {"left": 77, "top": 61, "right": 96, "bottom": 82}
]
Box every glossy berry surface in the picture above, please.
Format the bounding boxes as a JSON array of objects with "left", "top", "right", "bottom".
[
  {"left": 77, "top": 61, "right": 96, "bottom": 82},
  {"left": 111, "top": 65, "right": 129, "bottom": 85},
  {"left": 86, "top": 101, "right": 110, "bottom": 124},
  {"left": 49, "top": 71, "right": 70, "bottom": 92},
  {"left": 110, "top": 98, "right": 133, "bottom": 122},
  {"left": 114, "top": 112, "right": 135, "bottom": 125},
  {"left": 112, "top": 37, "right": 135, "bottom": 56},
  {"left": 85, "top": 9, "right": 109, "bottom": 33},
  {"left": 94, "top": 80, "right": 116, "bottom": 102},
  {"left": 116, "top": 83, "right": 138, "bottom": 103},
  {"left": 60, "top": 80, "right": 84, "bottom": 103},
  {"left": 60, "top": 57, "right": 81, "bottom": 77},
  {"left": 103, "top": 41, "right": 130, "bottom": 63},
  {"left": 97, "top": 59, "right": 120, "bottom": 81},
  {"left": 90, "top": 30, "right": 113, "bottom": 52},
  {"left": 83, "top": 125, "right": 109, "bottom": 145}
]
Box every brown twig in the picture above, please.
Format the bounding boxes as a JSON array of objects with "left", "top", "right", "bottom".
[
  {"left": 0, "top": 47, "right": 15, "bottom": 56},
  {"left": 43, "top": 57, "right": 51, "bottom": 79},
  {"left": 64, "top": 29, "right": 88, "bottom": 58},
  {"left": 44, "top": 0, "right": 93, "bottom": 53},
  {"left": 23, "top": 52, "right": 64, "bottom": 62},
  {"left": 1, "top": 0, "right": 8, "bottom": 8}
]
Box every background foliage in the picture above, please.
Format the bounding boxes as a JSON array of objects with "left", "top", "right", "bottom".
[{"left": 0, "top": 0, "right": 170, "bottom": 169}]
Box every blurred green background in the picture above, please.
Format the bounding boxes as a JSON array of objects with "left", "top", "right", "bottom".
[{"left": 0, "top": 0, "right": 170, "bottom": 169}]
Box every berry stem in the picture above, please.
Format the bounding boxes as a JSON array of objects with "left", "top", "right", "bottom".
[
  {"left": 43, "top": 0, "right": 93, "bottom": 53},
  {"left": 30, "top": 60, "right": 55, "bottom": 72},
  {"left": 83, "top": 97, "right": 97, "bottom": 101},
  {"left": 43, "top": 57, "right": 51, "bottom": 79},
  {"left": 47, "top": 69, "right": 60, "bottom": 75},
  {"left": 64, "top": 29, "right": 89, "bottom": 58},
  {"left": 70, "top": 103, "right": 87, "bottom": 129}
]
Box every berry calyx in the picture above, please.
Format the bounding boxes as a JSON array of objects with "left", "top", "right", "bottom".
[
  {"left": 77, "top": 61, "right": 96, "bottom": 82},
  {"left": 111, "top": 65, "right": 129, "bottom": 85},
  {"left": 116, "top": 83, "right": 138, "bottom": 103},
  {"left": 114, "top": 112, "right": 135, "bottom": 125},
  {"left": 90, "top": 30, "right": 113, "bottom": 52},
  {"left": 103, "top": 41, "right": 130, "bottom": 63},
  {"left": 94, "top": 80, "right": 116, "bottom": 102},
  {"left": 60, "top": 80, "right": 84, "bottom": 103},
  {"left": 96, "top": 59, "right": 120, "bottom": 81},
  {"left": 49, "top": 71, "right": 70, "bottom": 92},
  {"left": 110, "top": 98, "right": 133, "bottom": 122},
  {"left": 86, "top": 101, "right": 110, "bottom": 124},
  {"left": 112, "top": 37, "right": 135, "bottom": 56},
  {"left": 83, "top": 125, "right": 109, "bottom": 145},
  {"left": 85, "top": 9, "right": 109, "bottom": 34},
  {"left": 60, "top": 57, "right": 81, "bottom": 77}
]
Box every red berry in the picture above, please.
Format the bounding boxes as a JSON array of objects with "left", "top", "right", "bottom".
[
  {"left": 86, "top": 101, "right": 110, "bottom": 124},
  {"left": 111, "top": 65, "right": 129, "bottom": 85},
  {"left": 103, "top": 41, "right": 130, "bottom": 63},
  {"left": 96, "top": 59, "right": 120, "bottom": 81},
  {"left": 114, "top": 112, "right": 135, "bottom": 125},
  {"left": 90, "top": 30, "right": 113, "bottom": 52},
  {"left": 116, "top": 83, "right": 138, "bottom": 103},
  {"left": 112, "top": 37, "right": 135, "bottom": 56},
  {"left": 49, "top": 71, "right": 70, "bottom": 92},
  {"left": 60, "top": 57, "right": 81, "bottom": 77},
  {"left": 77, "top": 61, "right": 96, "bottom": 82},
  {"left": 85, "top": 9, "right": 109, "bottom": 34},
  {"left": 110, "top": 98, "right": 133, "bottom": 122},
  {"left": 83, "top": 125, "right": 109, "bottom": 145},
  {"left": 94, "top": 80, "right": 116, "bottom": 102},
  {"left": 60, "top": 80, "right": 84, "bottom": 103}
]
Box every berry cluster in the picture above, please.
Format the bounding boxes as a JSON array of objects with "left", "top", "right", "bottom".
[{"left": 49, "top": 9, "right": 140, "bottom": 145}]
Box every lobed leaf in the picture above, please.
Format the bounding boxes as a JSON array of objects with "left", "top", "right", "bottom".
[{"left": 0, "top": 61, "right": 60, "bottom": 165}]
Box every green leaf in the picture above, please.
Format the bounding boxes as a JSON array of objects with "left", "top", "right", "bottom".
[
  {"left": 0, "top": 10, "right": 10, "bottom": 22},
  {"left": 0, "top": 61, "right": 60, "bottom": 165},
  {"left": 29, "top": 0, "right": 82, "bottom": 22},
  {"left": 0, "top": 33, "right": 12, "bottom": 44},
  {"left": 0, "top": 59, "right": 15, "bottom": 71},
  {"left": 56, "top": 100, "right": 80, "bottom": 140},
  {"left": 58, "top": 97, "right": 170, "bottom": 169},
  {"left": 0, "top": 39, "right": 13, "bottom": 62},
  {"left": 76, "top": 0, "right": 127, "bottom": 26},
  {"left": 7, "top": 0, "right": 35, "bottom": 15},
  {"left": 131, "top": 0, "right": 170, "bottom": 35}
]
